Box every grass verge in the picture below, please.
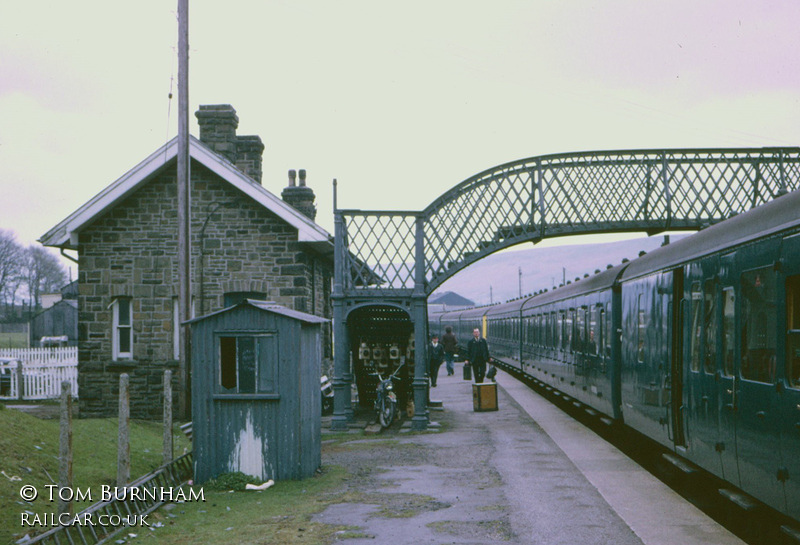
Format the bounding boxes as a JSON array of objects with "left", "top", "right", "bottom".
[{"left": 0, "top": 407, "right": 191, "bottom": 544}]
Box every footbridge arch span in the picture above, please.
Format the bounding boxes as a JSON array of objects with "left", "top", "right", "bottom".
[
  {"left": 338, "top": 147, "right": 800, "bottom": 294},
  {"left": 330, "top": 147, "right": 800, "bottom": 431}
]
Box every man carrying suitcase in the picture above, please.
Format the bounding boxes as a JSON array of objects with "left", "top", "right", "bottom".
[{"left": 465, "top": 328, "right": 491, "bottom": 383}]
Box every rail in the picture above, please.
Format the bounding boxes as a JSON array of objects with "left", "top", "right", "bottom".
[{"left": 22, "top": 453, "right": 193, "bottom": 545}]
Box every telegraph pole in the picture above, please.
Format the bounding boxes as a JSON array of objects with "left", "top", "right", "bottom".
[{"left": 177, "top": 0, "right": 191, "bottom": 421}]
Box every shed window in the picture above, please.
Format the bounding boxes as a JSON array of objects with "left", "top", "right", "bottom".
[
  {"left": 218, "top": 334, "right": 277, "bottom": 393},
  {"left": 112, "top": 297, "right": 132, "bottom": 360},
  {"left": 741, "top": 267, "right": 776, "bottom": 383}
]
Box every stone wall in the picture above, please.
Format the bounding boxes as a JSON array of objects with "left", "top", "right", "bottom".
[{"left": 77, "top": 161, "right": 332, "bottom": 418}]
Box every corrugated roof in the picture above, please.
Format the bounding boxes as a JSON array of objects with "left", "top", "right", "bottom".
[{"left": 184, "top": 299, "right": 329, "bottom": 325}]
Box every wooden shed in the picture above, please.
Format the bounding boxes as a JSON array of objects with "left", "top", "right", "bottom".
[{"left": 187, "top": 299, "right": 328, "bottom": 484}]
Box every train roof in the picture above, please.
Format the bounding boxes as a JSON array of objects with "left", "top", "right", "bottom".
[
  {"left": 484, "top": 298, "right": 529, "bottom": 317},
  {"left": 621, "top": 188, "right": 800, "bottom": 281},
  {"left": 429, "top": 304, "right": 491, "bottom": 321},
  {"left": 521, "top": 262, "right": 626, "bottom": 309}
]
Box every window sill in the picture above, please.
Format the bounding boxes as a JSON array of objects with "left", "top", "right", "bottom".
[{"left": 212, "top": 393, "right": 280, "bottom": 401}]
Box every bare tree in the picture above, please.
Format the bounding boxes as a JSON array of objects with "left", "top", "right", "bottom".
[
  {"left": 21, "top": 245, "right": 68, "bottom": 310},
  {"left": 0, "top": 230, "right": 22, "bottom": 315}
]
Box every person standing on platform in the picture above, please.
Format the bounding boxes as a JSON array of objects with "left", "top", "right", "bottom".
[
  {"left": 465, "top": 327, "right": 491, "bottom": 383},
  {"left": 428, "top": 335, "right": 445, "bottom": 387},
  {"left": 442, "top": 326, "right": 458, "bottom": 376}
]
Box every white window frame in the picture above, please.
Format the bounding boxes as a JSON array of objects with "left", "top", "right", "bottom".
[{"left": 112, "top": 297, "right": 133, "bottom": 360}]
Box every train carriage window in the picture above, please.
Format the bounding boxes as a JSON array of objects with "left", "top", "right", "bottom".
[
  {"left": 690, "top": 282, "right": 702, "bottom": 372},
  {"left": 576, "top": 308, "right": 585, "bottom": 353},
  {"left": 589, "top": 307, "right": 598, "bottom": 355},
  {"left": 786, "top": 275, "right": 800, "bottom": 388},
  {"left": 565, "top": 310, "right": 574, "bottom": 351},
  {"left": 703, "top": 280, "right": 717, "bottom": 374},
  {"left": 637, "top": 295, "right": 646, "bottom": 363},
  {"left": 741, "top": 268, "right": 776, "bottom": 383},
  {"left": 722, "top": 287, "right": 735, "bottom": 377}
]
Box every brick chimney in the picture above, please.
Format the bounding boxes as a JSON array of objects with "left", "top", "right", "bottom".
[
  {"left": 282, "top": 169, "right": 317, "bottom": 221},
  {"left": 195, "top": 104, "right": 265, "bottom": 184}
]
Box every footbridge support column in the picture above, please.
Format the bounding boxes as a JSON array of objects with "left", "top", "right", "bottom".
[
  {"left": 411, "top": 214, "right": 429, "bottom": 431},
  {"left": 331, "top": 198, "right": 352, "bottom": 431}
]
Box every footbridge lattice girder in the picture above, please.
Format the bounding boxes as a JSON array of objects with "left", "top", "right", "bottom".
[
  {"left": 337, "top": 147, "right": 800, "bottom": 295},
  {"left": 330, "top": 146, "right": 799, "bottom": 432}
]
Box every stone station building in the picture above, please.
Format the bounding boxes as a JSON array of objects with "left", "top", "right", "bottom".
[{"left": 40, "top": 105, "right": 334, "bottom": 419}]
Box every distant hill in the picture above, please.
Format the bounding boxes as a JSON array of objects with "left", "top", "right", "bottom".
[
  {"left": 430, "top": 234, "right": 685, "bottom": 306},
  {"left": 429, "top": 291, "right": 474, "bottom": 307}
]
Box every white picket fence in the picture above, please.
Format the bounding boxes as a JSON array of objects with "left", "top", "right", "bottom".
[{"left": 0, "top": 347, "right": 78, "bottom": 400}]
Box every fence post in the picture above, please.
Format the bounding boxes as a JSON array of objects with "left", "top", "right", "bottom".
[
  {"left": 117, "top": 373, "right": 130, "bottom": 487},
  {"left": 58, "top": 381, "right": 73, "bottom": 516},
  {"left": 163, "top": 370, "right": 173, "bottom": 465},
  {"left": 16, "top": 360, "right": 24, "bottom": 400}
]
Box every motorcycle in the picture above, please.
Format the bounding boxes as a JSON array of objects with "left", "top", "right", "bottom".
[{"left": 372, "top": 361, "right": 405, "bottom": 428}]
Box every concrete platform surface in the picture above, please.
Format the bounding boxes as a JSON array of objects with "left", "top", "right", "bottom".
[{"left": 317, "top": 369, "right": 744, "bottom": 545}]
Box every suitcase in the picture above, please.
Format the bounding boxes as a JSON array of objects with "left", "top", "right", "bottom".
[
  {"left": 462, "top": 363, "right": 472, "bottom": 381},
  {"left": 473, "top": 382, "right": 498, "bottom": 412}
]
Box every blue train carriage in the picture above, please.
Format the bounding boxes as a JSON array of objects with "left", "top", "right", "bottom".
[
  {"left": 618, "top": 188, "right": 800, "bottom": 522},
  {"left": 433, "top": 305, "right": 487, "bottom": 357},
  {"left": 517, "top": 265, "right": 623, "bottom": 419},
  {"left": 485, "top": 299, "right": 527, "bottom": 367}
]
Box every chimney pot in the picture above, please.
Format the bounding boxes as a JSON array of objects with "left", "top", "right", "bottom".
[
  {"left": 288, "top": 169, "right": 297, "bottom": 187},
  {"left": 298, "top": 169, "right": 307, "bottom": 187}
]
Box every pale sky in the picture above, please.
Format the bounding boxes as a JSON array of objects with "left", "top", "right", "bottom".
[{"left": 2, "top": 1, "right": 799, "bottom": 274}]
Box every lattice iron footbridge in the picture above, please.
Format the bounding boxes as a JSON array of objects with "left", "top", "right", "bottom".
[{"left": 330, "top": 147, "right": 800, "bottom": 431}]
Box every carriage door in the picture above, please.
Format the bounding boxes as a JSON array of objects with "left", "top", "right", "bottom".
[
  {"left": 736, "top": 242, "right": 785, "bottom": 514},
  {"left": 669, "top": 267, "right": 686, "bottom": 447},
  {"left": 779, "top": 233, "right": 800, "bottom": 521}
]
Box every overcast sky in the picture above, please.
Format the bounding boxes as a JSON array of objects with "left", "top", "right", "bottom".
[{"left": 2, "top": 1, "right": 799, "bottom": 276}]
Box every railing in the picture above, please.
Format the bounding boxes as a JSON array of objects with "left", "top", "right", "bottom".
[
  {"left": 0, "top": 347, "right": 78, "bottom": 364},
  {"left": 0, "top": 348, "right": 79, "bottom": 400},
  {"left": 23, "top": 453, "right": 194, "bottom": 545}
]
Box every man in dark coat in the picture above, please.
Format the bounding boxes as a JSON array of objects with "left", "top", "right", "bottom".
[
  {"left": 428, "top": 335, "right": 445, "bottom": 387},
  {"left": 465, "top": 327, "right": 491, "bottom": 383},
  {"left": 441, "top": 326, "right": 458, "bottom": 375}
]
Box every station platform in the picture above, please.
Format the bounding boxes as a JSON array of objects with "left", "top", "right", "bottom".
[{"left": 318, "top": 368, "right": 745, "bottom": 545}]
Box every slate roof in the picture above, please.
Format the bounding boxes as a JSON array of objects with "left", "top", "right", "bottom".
[{"left": 39, "top": 136, "right": 332, "bottom": 252}]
